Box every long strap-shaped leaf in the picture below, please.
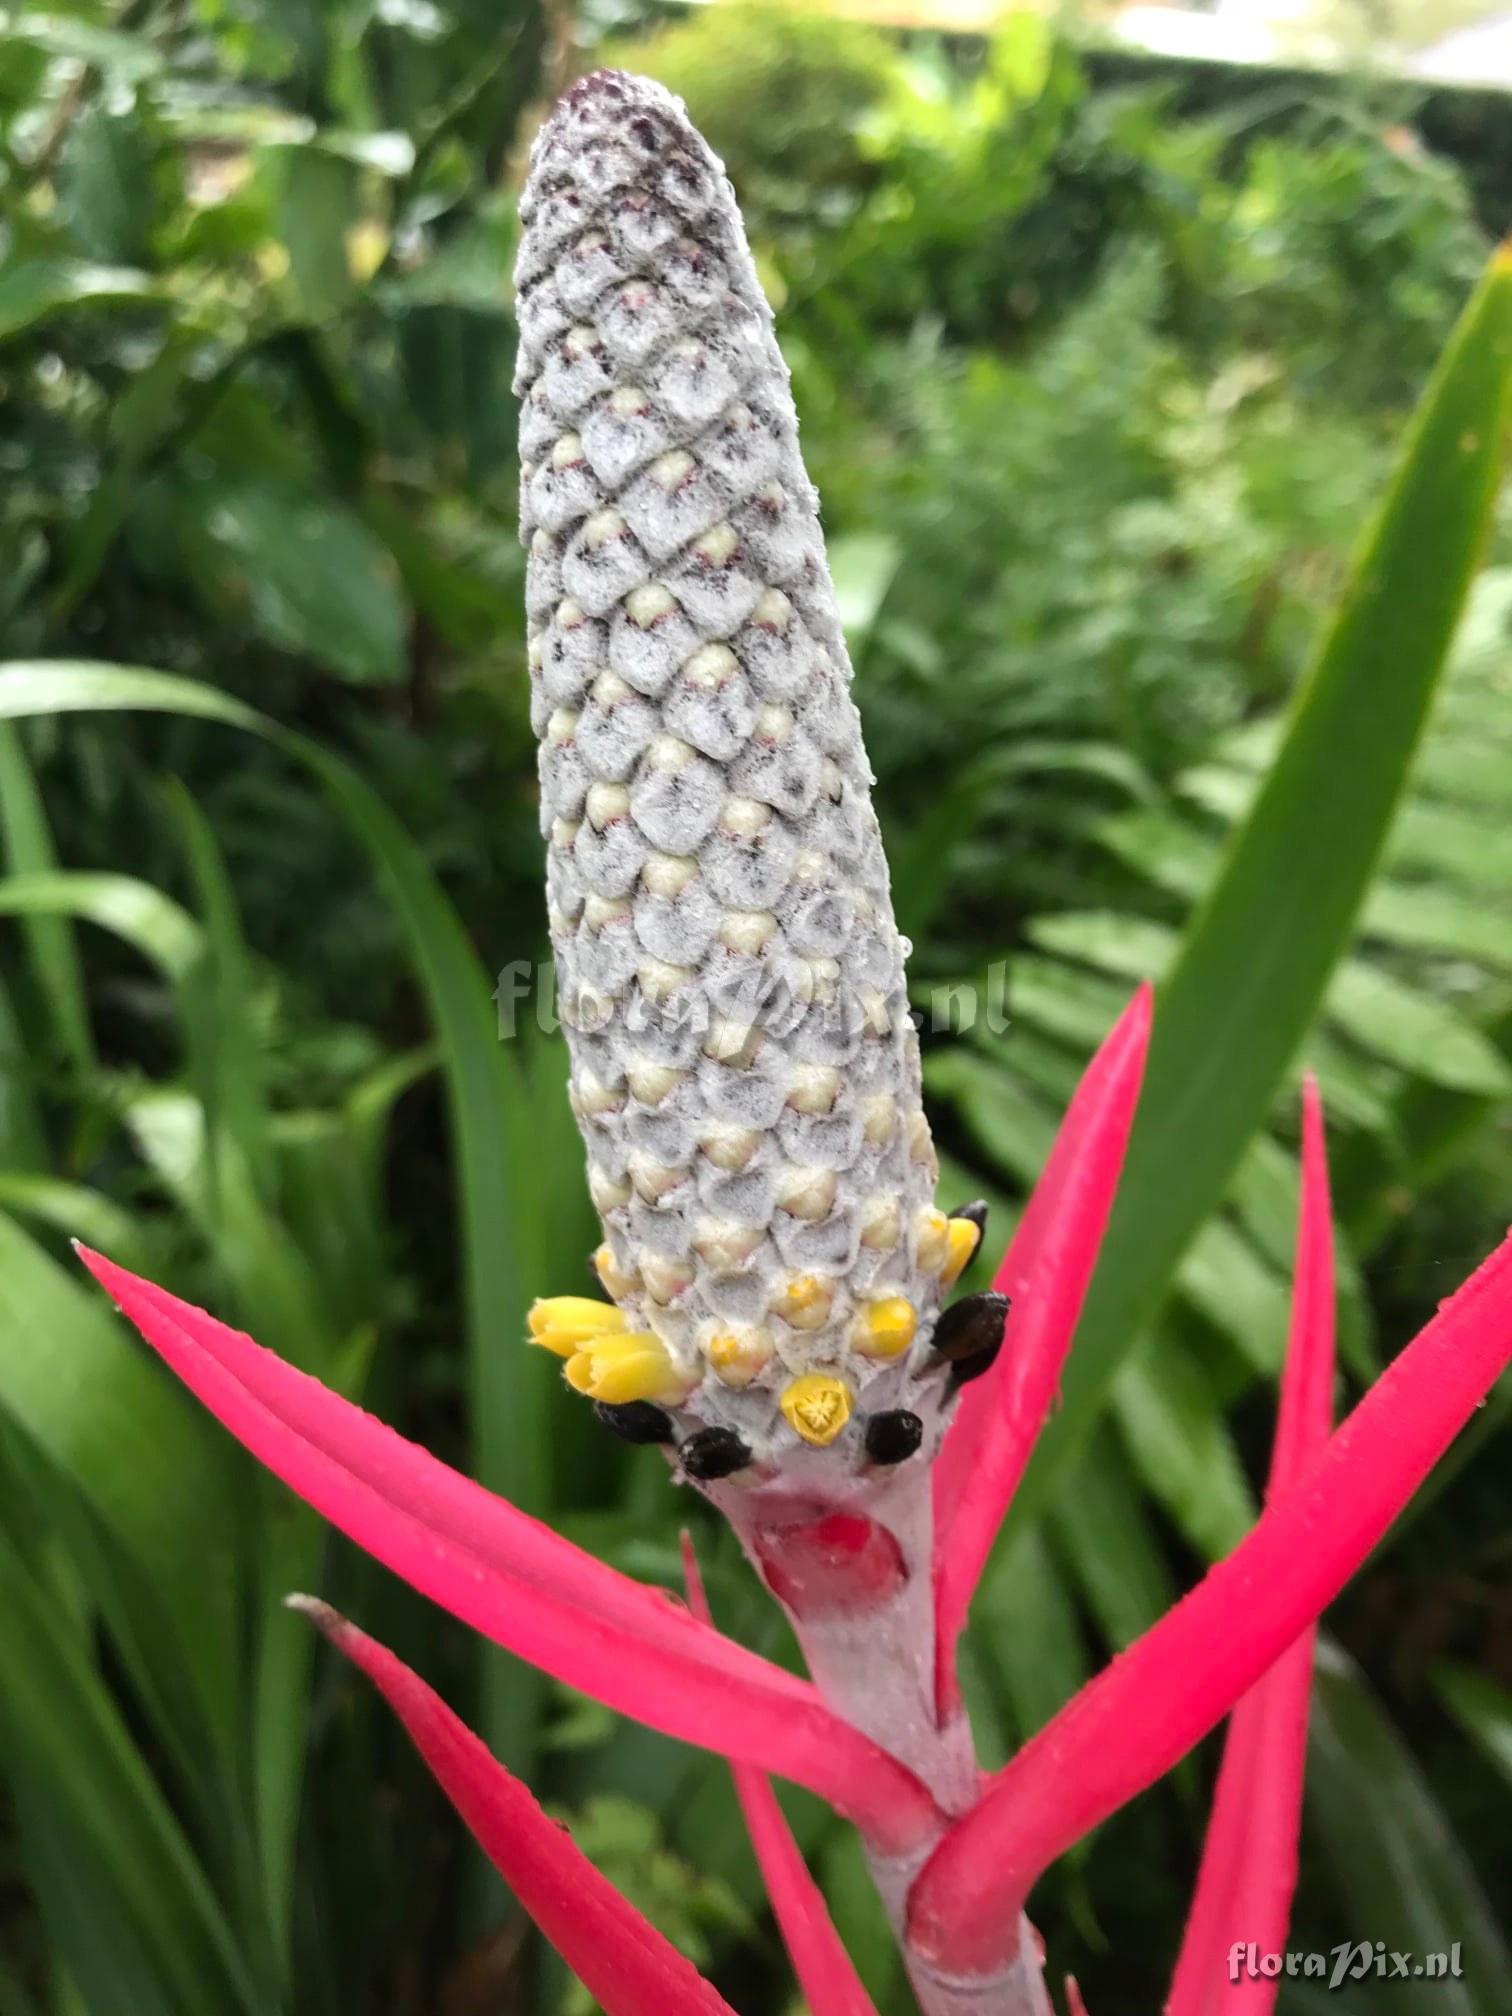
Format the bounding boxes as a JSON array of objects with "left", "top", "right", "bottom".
[
  {"left": 0, "top": 663, "right": 548, "bottom": 1770},
  {"left": 0, "top": 1518, "right": 258, "bottom": 2016},
  {"left": 1165, "top": 1078, "right": 1335, "bottom": 2016},
  {"left": 1013, "top": 242, "right": 1512, "bottom": 1519},
  {"left": 907, "top": 1216, "right": 1512, "bottom": 1972},
  {"left": 932, "top": 985, "right": 1151, "bottom": 1714},
  {"left": 80, "top": 1249, "right": 809, "bottom": 1694},
  {"left": 290, "top": 1599, "right": 736, "bottom": 2016},
  {"left": 81, "top": 1249, "right": 942, "bottom": 1853}
]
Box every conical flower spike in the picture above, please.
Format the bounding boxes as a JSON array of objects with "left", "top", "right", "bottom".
[
  {"left": 1166, "top": 1079, "right": 1335, "bottom": 2016},
  {"left": 289, "top": 1598, "right": 735, "bottom": 2016},
  {"left": 515, "top": 71, "right": 962, "bottom": 1483}
]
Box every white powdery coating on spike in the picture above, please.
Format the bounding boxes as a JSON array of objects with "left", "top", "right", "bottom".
[{"left": 517, "top": 71, "right": 947, "bottom": 1464}]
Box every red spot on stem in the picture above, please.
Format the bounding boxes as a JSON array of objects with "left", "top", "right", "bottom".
[{"left": 755, "top": 1513, "right": 906, "bottom": 1619}]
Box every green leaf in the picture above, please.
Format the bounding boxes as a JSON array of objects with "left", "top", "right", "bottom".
[
  {"left": 1308, "top": 1641, "right": 1511, "bottom": 2016},
  {"left": 1431, "top": 1662, "right": 1512, "bottom": 1792},
  {"left": 140, "top": 478, "right": 407, "bottom": 685},
  {"left": 971, "top": 1523, "right": 1089, "bottom": 1750},
  {"left": 1327, "top": 962, "right": 1511, "bottom": 1094},
  {"left": 0, "top": 1411, "right": 254, "bottom": 1912},
  {"left": 0, "top": 972, "right": 45, "bottom": 1169},
  {"left": 1413, "top": 731, "right": 1512, "bottom": 810},
  {"left": 124, "top": 1088, "right": 333, "bottom": 1375},
  {"left": 0, "top": 871, "right": 203, "bottom": 981},
  {"left": 3, "top": 13, "right": 169, "bottom": 81},
  {"left": 1050, "top": 1422, "right": 1176, "bottom": 1652},
  {"left": 0, "top": 725, "right": 95, "bottom": 1071},
  {"left": 0, "top": 1952, "right": 41, "bottom": 2016},
  {"left": 828, "top": 530, "right": 899, "bottom": 645},
  {"left": 0, "top": 660, "right": 543, "bottom": 1771},
  {"left": 1175, "top": 1216, "right": 1289, "bottom": 1376},
  {"left": 1227, "top": 1131, "right": 1377, "bottom": 1381},
  {"left": 1364, "top": 880, "right": 1512, "bottom": 968},
  {"left": 58, "top": 106, "right": 156, "bottom": 267},
  {"left": 885, "top": 758, "right": 1000, "bottom": 946},
  {"left": 1095, "top": 803, "right": 1213, "bottom": 901},
  {"left": 0, "top": 1520, "right": 258, "bottom": 2016},
  {"left": 272, "top": 147, "right": 357, "bottom": 323},
  {"left": 1027, "top": 909, "right": 1177, "bottom": 981},
  {"left": 1005, "top": 954, "right": 1129, "bottom": 1052},
  {"left": 923, "top": 1046, "right": 1055, "bottom": 1185},
  {"left": 0, "top": 1213, "right": 239, "bottom": 1747},
  {"left": 1145, "top": 782, "right": 1512, "bottom": 971},
  {"left": 1388, "top": 798, "right": 1512, "bottom": 891},
  {"left": 1112, "top": 1334, "right": 1256, "bottom": 1559},
  {"left": 0, "top": 260, "right": 157, "bottom": 341},
  {"left": 0, "top": 1175, "right": 150, "bottom": 1266},
  {"left": 164, "top": 779, "right": 273, "bottom": 1205},
  {"left": 1018, "top": 247, "right": 1512, "bottom": 1516}
]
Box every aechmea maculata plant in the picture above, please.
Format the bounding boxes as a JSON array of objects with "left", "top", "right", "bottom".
[{"left": 72, "top": 68, "right": 1512, "bottom": 2016}]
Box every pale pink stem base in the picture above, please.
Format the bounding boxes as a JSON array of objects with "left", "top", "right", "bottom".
[{"left": 704, "top": 1464, "right": 1053, "bottom": 2016}]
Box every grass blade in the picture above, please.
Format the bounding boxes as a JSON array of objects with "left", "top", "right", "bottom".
[
  {"left": 0, "top": 725, "right": 95, "bottom": 1071},
  {"left": 1016, "top": 244, "right": 1512, "bottom": 1513},
  {"left": 0, "top": 1211, "right": 240, "bottom": 1749},
  {"left": 0, "top": 1517, "right": 260, "bottom": 2016},
  {"left": 0, "top": 660, "right": 547, "bottom": 1773},
  {"left": 1309, "top": 1640, "right": 1510, "bottom": 2015}
]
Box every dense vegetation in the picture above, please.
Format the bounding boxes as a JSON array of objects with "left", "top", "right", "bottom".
[{"left": 0, "top": 4, "right": 1508, "bottom": 2012}]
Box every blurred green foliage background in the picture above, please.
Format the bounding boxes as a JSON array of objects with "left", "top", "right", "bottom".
[{"left": 0, "top": 3, "right": 1509, "bottom": 2013}]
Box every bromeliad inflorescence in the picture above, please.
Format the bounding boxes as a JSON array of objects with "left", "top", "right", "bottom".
[
  {"left": 73, "top": 68, "right": 1512, "bottom": 2016},
  {"left": 516, "top": 71, "right": 1000, "bottom": 1493}
]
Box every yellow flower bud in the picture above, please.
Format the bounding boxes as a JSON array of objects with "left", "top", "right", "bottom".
[
  {"left": 851, "top": 1297, "right": 917, "bottom": 1361},
  {"left": 562, "top": 1333, "right": 690, "bottom": 1406},
  {"left": 528, "top": 1296, "right": 628, "bottom": 1357},
  {"left": 773, "top": 1274, "right": 834, "bottom": 1332},
  {"left": 940, "top": 1215, "right": 983, "bottom": 1288},
  {"left": 706, "top": 1326, "right": 774, "bottom": 1388}
]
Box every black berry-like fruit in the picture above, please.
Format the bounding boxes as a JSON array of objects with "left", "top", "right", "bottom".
[
  {"left": 593, "top": 1400, "right": 675, "bottom": 1445},
  {"left": 864, "top": 1410, "right": 924, "bottom": 1465},
  {"left": 680, "top": 1426, "right": 752, "bottom": 1480}
]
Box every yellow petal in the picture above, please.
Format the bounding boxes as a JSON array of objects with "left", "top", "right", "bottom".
[
  {"left": 528, "top": 1296, "right": 628, "bottom": 1356},
  {"left": 780, "top": 1373, "right": 853, "bottom": 1447},
  {"left": 563, "top": 1332, "right": 688, "bottom": 1405}
]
